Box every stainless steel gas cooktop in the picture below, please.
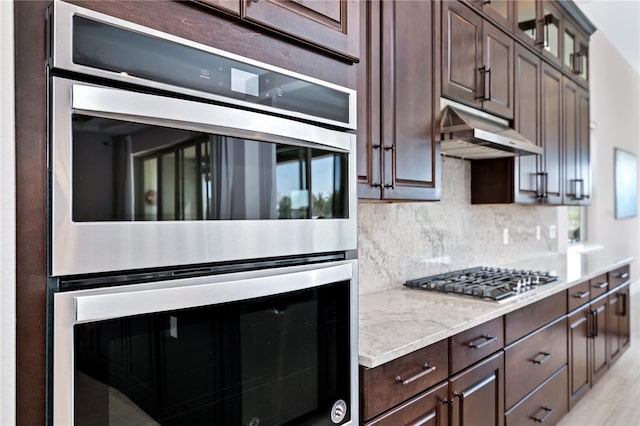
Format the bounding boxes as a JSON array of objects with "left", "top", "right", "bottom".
[{"left": 404, "top": 266, "right": 558, "bottom": 302}]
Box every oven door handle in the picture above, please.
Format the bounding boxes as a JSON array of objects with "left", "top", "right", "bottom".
[
  {"left": 70, "top": 83, "right": 354, "bottom": 153},
  {"left": 71, "top": 261, "right": 355, "bottom": 323}
]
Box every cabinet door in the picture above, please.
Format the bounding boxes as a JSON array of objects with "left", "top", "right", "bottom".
[
  {"left": 539, "top": 1, "right": 562, "bottom": 67},
  {"left": 568, "top": 306, "right": 590, "bottom": 409},
  {"left": 563, "top": 76, "right": 580, "bottom": 204},
  {"left": 514, "top": 0, "right": 539, "bottom": 48},
  {"left": 365, "top": 381, "right": 449, "bottom": 426},
  {"left": 450, "top": 352, "right": 504, "bottom": 426},
  {"left": 590, "top": 297, "right": 609, "bottom": 385},
  {"left": 442, "top": 1, "right": 483, "bottom": 107},
  {"left": 513, "top": 44, "right": 541, "bottom": 203},
  {"left": 578, "top": 88, "right": 591, "bottom": 204},
  {"left": 540, "top": 62, "right": 562, "bottom": 204},
  {"left": 482, "top": 22, "right": 513, "bottom": 118},
  {"left": 356, "top": 0, "right": 382, "bottom": 199},
  {"left": 242, "top": 0, "right": 359, "bottom": 61},
  {"left": 482, "top": 0, "right": 513, "bottom": 30},
  {"left": 380, "top": 0, "right": 440, "bottom": 200},
  {"left": 608, "top": 284, "right": 631, "bottom": 365}
]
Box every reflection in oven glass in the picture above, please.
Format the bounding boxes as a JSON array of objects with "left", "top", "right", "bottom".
[{"left": 71, "top": 115, "right": 348, "bottom": 222}]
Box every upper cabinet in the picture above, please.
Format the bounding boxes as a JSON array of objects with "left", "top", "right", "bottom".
[
  {"left": 467, "top": 0, "right": 513, "bottom": 30},
  {"left": 514, "top": 0, "right": 562, "bottom": 67},
  {"left": 358, "top": 0, "right": 441, "bottom": 201},
  {"left": 442, "top": 1, "right": 514, "bottom": 119},
  {"left": 563, "top": 18, "right": 590, "bottom": 84},
  {"left": 194, "top": 0, "right": 360, "bottom": 62}
]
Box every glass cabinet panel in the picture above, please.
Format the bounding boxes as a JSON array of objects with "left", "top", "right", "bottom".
[
  {"left": 564, "top": 30, "right": 576, "bottom": 69},
  {"left": 542, "top": 6, "right": 559, "bottom": 58},
  {"left": 516, "top": 0, "right": 537, "bottom": 41},
  {"left": 579, "top": 42, "right": 589, "bottom": 80},
  {"left": 486, "top": 0, "right": 509, "bottom": 20}
]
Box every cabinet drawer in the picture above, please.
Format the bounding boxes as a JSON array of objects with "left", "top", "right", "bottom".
[
  {"left": 567, "top": 280, "right": 591, "bottom": 312},
  {"left": 450, "top": 316, "right": 503, "bottom": 374},
  {"left": 505, "top": 366, "right": 568, "bottom": 426},
  {"left": 365, "top": 381, "right": 449, "bottom": 426},
  {"left": 504, "top": 317, "right": 567, "bottom": 410},
  {"left": 589, "top": 273, "right": 609, "bottom": 300},
  {"left": 505, "top": 291, "right": 566, "bottom": 344},
  {"left": 609, "top": 264, "right": 630, "bottom": 290},
  {"left": 360, "top": 339, "right": 449, "bottom": 421}
]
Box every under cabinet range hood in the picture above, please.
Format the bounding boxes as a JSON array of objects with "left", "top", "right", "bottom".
[{"left": 439, "top": 105, "right": 543, "bottom": 160}]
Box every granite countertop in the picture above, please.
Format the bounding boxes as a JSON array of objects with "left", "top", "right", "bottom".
[{"left": 358, "top": 250, "right": 633, "bottom": 368}]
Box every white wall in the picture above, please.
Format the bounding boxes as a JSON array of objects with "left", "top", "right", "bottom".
[
  {"left": 587, "top": 31, "right": 640, "bottom": 278},
  {"left": 0, "top": 1, "right": 16, "bottom": 424}
]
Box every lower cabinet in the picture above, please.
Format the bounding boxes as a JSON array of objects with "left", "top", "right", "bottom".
[
  {"left": 607, "top": 282, "right": 631, "bottom": 364},
  {"left": 365, "top": 382, "right": 449, "bottom": 426},
  {"left": 505, "top": 366, "right": 568, "bottom": 426},
  {"left": 450, "top": 352, "right": 504, "bottom": 426}
]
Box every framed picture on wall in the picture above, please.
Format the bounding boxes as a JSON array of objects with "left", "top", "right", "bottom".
[{"left": 614, "top": 148, "right": 638, "bottom": 219}]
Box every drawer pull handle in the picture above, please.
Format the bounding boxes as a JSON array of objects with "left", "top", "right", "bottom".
[
  {"left": 531, "top": 352, "right": 552, "bottom": 365},
  {"left": 618, "top": 272, "right": 630, "bottom": 279},
  {"left": 468, "top": 335, "right": 497, "bottom": 349},
  {"left": 531, "top": 407, "right": 553, "bottom": 423},
  {"left": 592, "top": 281, "right": 608, "bottom": 289},
  {"left": 573, "top": 290, "right": 590, "bottom": 299},
  {"left": 395, "top": 363, "right": 437, "bottom": 386}
]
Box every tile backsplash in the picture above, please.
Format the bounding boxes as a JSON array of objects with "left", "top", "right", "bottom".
[{"left": 358, "top": 156, "right": 558, "bottom": 295}]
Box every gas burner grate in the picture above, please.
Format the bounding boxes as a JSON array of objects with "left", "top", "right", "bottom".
[{"left": 404, "top": 266, "right": 558, "bottom": 301}]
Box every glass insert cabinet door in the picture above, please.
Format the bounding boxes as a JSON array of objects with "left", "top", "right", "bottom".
[
  {"left": 72, "top": 280, "right": 351, "bottom": 426},
  {"left": 72, "top": 115, "right": 349, "bottom": 222}
]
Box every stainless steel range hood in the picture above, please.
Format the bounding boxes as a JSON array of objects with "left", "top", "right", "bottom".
[{"left": 439, "top": 105, "right": 543, "bottom": 160}]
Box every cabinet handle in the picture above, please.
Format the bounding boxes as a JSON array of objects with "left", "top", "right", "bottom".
[
  {"left": 484, "top": 68, "right": 492, "bottom": 101},
  {"left": 573, "top": 290, "right": 590, "bottom": 299},
  {"left": 468, "top": 335, "right": 497, "bottom": 349},
  {"left": 592, "top": 281, "right": 608, "bottom": 289},
  {"left": 620, "top": 292, "right": 627, "bottom": 317},
  {"left": 571, "top": 51, "right": 584, "bottom": 75},
  {"left": 475, "top": 66, "right": 487, "bottom": 100},
  {"left": 535, "top": 172, "right": 548, "bottom": 199},
  {"left": 483, "top": 0, "right": 491, "bottom": 4},
  {"left": 572, "top": 179, "right": 585, "bottom": 200},
  {"left": 531, "top": 407, "right": 554, "bottom": 423},
  {"left": 535, "top": 19, "right": 545, "bottom": 47},
  {"left": 531, "top": 352, "right": 552, "bottom": 365},
  {"left": 372, "top": 183, "right": 382, "bottom": 188},
  {"left": 382, "top": 146, "right": 394, "bottom": 190},
  {"left": 372, "top": 144, "right": 381, "bottom": 150},
  {"left": 395, "top": 363, "right": 437, "bottom": 386},
  {"left": 591, "top": 309, "right": 599, "bottom": 338},
  {"left": 618, "top": 272, "right": 630, "bottom": 280}
]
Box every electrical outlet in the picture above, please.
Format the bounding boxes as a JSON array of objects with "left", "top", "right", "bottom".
[
  {"left": 549, "top": 225, "right": 557, "bottom": 240},
  {"left": 503, "top": 228, "right": 509, "bottom": 245},
  {"left": 536, "top": 226, "right": 541, "bottom": 241}
]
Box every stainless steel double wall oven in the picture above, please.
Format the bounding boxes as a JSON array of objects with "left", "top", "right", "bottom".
[{"left": 47, "top": 2, "right": 358, "bottom": 425}]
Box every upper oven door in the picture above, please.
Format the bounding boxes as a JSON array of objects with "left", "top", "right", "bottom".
[{"left": 50, "top": 77, "right": 357, "bottom": 276}]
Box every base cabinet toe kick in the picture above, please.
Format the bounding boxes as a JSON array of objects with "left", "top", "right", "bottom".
[{"left": 360, "top": 263, "right": 632, "bottom": 426}]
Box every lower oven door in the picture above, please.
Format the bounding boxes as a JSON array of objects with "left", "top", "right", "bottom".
[{"left": 52, "top": 260, "right": 358, "bottom": 425}]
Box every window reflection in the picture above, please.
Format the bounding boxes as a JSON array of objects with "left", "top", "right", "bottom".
[{"left": 72, "top": 115, "right": 348, "bottom": 222}]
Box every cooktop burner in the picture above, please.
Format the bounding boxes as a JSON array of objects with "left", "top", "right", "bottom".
[{"left": 404, "top": 266, "right": 558, "bottom": 301}]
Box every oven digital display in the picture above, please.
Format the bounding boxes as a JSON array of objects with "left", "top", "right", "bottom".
[{"left": 231, "top": 68, "right": 259, "bottom": 97}]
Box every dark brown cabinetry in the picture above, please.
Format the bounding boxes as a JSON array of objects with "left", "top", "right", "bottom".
[
  {"left": 450, "top": 352, "right": 504, "bottom": 426},
  {"left": 360, "top": 339, "right": 449, "bottom": 421},
  {"left": 563, "top": 77, "right": 591, "bottom": 204},
  {"left": 195, "top": 0, "right": 360, "bottom": 61},
  {"left": 358, "top": 0, "right": 441, "bottom": 201},
  {"left": 365, "top": 382, "right": 449, "bottom": 426},
  {"left": 442, "top": 1, "right": 514, "bottom": 119},
  {"left": 466, "top": 0, "right": 513, "bottom": 30},
  {"left": 566, "top": 267, "right": 632, "bottom": 409},
  {"left": 562, "top": 18, "right": 590, "bottom": 84}
]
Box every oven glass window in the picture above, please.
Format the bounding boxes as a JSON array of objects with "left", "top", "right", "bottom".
[
  {"left": 72, "top": 115, "right": 348, "bottom": 221},
  {"left": 73, "top": 281, "right": 351, "bottom": 425}
]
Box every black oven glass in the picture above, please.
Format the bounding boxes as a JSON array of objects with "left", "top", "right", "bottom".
[
  {"left": 73, "top": 281, "right": 351, "bottom": 426},
  {"left": 71, "top": 115, "right": 348, "bottom": 222}
]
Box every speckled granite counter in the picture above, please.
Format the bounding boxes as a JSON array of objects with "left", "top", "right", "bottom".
[{"left": 359, "top": 251, "right": 633, "bottom": 368}]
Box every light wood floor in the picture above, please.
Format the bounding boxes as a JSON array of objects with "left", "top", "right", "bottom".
[{"left": 557, "top": 288, "right": 640, "bottom": 426}]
